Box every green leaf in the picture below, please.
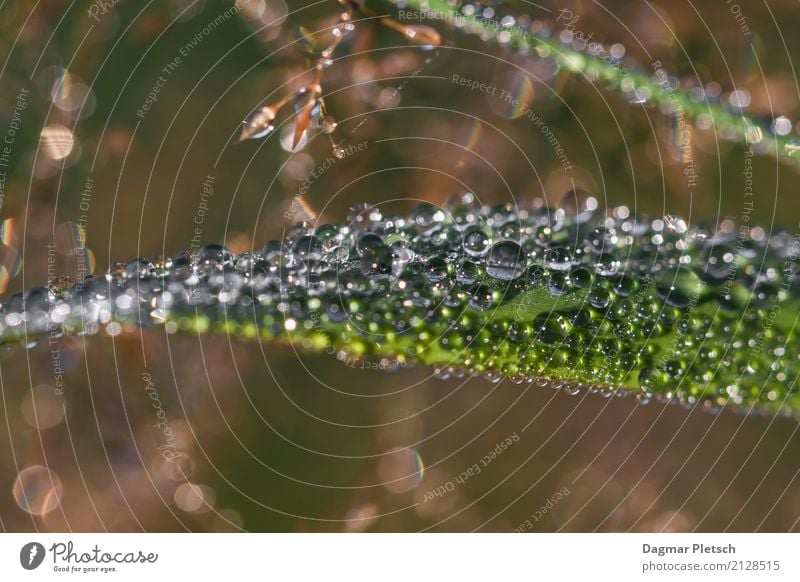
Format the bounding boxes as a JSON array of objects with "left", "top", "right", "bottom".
[{"left": 2, "top": 199, "right": 798, "bottom": 416}]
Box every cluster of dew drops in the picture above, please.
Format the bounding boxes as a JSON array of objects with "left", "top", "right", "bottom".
[{"left": 1, "top": 190, "right": 798, "bottom": 412}]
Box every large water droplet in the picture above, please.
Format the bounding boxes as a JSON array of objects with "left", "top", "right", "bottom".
[
  {"left": 486, "top": 241, "right": 526, "bottom": 280},
  {"left": 656, "top": 267, "right": 702, "bottom": 309},
  {"left": 240, "top": 105, "right": 277, "bottom": 141},
  {"left": 468, "top": 284, "right": 493, "bottom": 311},
  {"left": 360, "top": 246, "right": 393, "bottom": 278}
]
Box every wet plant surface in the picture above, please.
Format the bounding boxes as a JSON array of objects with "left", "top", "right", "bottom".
[
  {"left": 4, "top": 197, "right": 800, "bottom": 416},
  {"left": 2, "top": 0, "right": 800, "bottom": 532}
]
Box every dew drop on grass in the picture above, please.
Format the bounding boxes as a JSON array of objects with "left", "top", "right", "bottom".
[
  {"left": 3, "top": 197, "right": 797, "bottom": 413},
  {"left": 486, "top": 241, "right": 526, "bottom": 280},
  {"left": 463, "top": 227, "right": 491, "bottom": 256}
]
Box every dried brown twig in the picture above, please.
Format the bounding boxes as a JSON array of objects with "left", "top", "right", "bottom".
[{"left": 238, "top": 0, "right": 442, "bottom": 156}]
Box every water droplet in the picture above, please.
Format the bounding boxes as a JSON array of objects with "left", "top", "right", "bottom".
[
  {"left": 293, "top": 85, "right": 321, "bottom": 116},
  {"left": 544, "top": 247, "right": 573, "bottom": 271},
  {"left": 360, "top": 246, "right": 393, "bottom": 278},
  {"left": 356, "top": 233, "right": 384, "bottom": 256},
  {"left": 125, "top": 259, "right": 154, "bottom": 279},
  {"left": 468, "top": 284, "right": 493, "bottom": 310},
  {"left": 655, "top": 268, "right": 701, "bottom": 309},
  {"left": 411, "top": 203, "right": 446, "bottom": 232},
  {"left": 588, "top": 227, "right": 618, "bottom": 253},
  {"left": 569, "top": 267, "right": 593, "bottom": 289},
  {"left": 612, "top": 275, "right": 638, "bottom": 297},
  {"left": 240, "top": 105, "right": 278, "bottom": 141},
  {"left": 401, "top": 24, "right": 442, "bottom": 47},
  {"left": 293, "top": 235, "right": 324, "bottom": 262},
  {"left": 463, "top": 227, "right": 491, "bottom": 257},
  {"left": 486, "top": 241, "right": 526, "bottom": 280},
  {"left": 548, "top": 271, "right": 570, "bottom": 296},
  {"left": 588, "top": 287, "right": 612, "bottom": 309},
  {"left": 456, "top": 259, "right": 480, "bottom": 284},
  {"left": 198, "top": 244, "right": 233, "bottom": 266},
  {"left": 317, "top": 114, "right": 338, "bottom": 134},
  {"left": 593, "top": 253, "right": 621, "bottom": 276},
  {"left": 557, "top": 189, "right": 598, "bottom": 225}
]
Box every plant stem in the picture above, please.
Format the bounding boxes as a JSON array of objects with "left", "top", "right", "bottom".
[
  {"left": 3, "top": 202, "right": 799, "bottom": 417},
  {"left": 397, "top": 0, "right": 797, "bottom": 166}
]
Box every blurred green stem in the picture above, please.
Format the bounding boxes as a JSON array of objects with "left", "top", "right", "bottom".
[{"left": 398, "top": 0, "right": 795, "bottom": 166}]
